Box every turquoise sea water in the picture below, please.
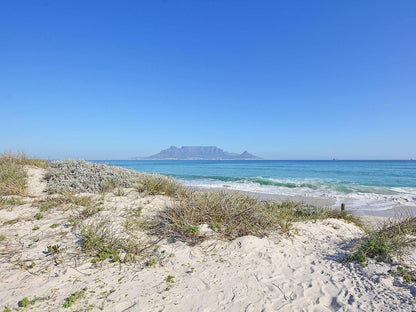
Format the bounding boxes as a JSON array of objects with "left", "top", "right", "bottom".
[{"left": 95, "top": 160, "right": 416, "bottom": 213}]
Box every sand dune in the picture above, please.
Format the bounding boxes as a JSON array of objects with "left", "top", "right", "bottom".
[{"left": 0, "top": 168, "right": 415, "bottom": 311}]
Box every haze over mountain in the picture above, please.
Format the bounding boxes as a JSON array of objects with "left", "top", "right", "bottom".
[{"left": 133, "top": 146, "right": 262, "bottom": 160}]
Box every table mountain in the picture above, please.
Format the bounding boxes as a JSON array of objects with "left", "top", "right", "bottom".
[{"left": 134, "top": 146, "right": 262, "bottom": 160}]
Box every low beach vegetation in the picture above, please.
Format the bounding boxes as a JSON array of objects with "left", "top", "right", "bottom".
[
  {"left": 0, "top": 197, "right": 25, "bottom": 210},
  {"left": 135, "top": 173, "right": 187, "bottom": 197},
  {"left": 3, "top": 218, "right": 20, "bottom": 226},
  {"left": 24, "top": 160, "right": 364, "bottom": 264},
  {"left": 81, "top": 218, "right": 142, "bottom": 263},
  {"left": 346, "top": 216, "right": 416, "bottom": 264},
  {"left": 0, "top": 152, "right": 48, "bottom": 196},
  {"left": 396, "top": 266, "right": 416, "bottom": 283},
  {"left": 18, "top": 296, "right": 46, "bottom": 308},
  {"left": 148, "top": 189, "right": 361, "bottom": 245},
  {"left": 45, "top": 160, "right": 137, "bottom": 194},
  {"left": 34, "top": 193, "right": 95, "bottom": 211},
  {"left": 62, "top": 287, "right": 87, "bottom": 308},
  {"left": 166, "top": 275, "right": 175, "bottom": 283}
]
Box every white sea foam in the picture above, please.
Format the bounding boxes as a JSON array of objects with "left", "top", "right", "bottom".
[{"left": 182, "top": 178, "right": 416, "bottom": 213}]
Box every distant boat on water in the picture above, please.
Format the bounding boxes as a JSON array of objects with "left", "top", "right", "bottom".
[{"left": 332, "top": 158, "right": 339, "bottom": 161}]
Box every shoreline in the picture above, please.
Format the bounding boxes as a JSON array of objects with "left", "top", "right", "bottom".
[{"left": 190, "top": 185, "right": 416, "bottom": 218}]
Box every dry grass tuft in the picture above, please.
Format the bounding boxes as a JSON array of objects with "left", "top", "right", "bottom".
[
  {"left": 135, "top": 173, "right": 188, "bottom": 197},
  {"left": 149, "top": 191, "right": 271, "bottom": 244},
  {"left": 0, "top": 152, "right": 48, "bottom": 196}
]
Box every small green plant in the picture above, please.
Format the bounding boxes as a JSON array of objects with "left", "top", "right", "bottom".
[
  {"left": 34, "top": 213, "right": 43, "bottom": 220},
  {"left": 186, "top": 226, "right": 199, "bottom": 234},
  {"left": 29, "top": 262, "right": 36, "bottom": 268},
  {"left": 3, "top": 218, "right": 20, "bottom": 226},
  {"left": 210, "top": 221, "right": 222, "bottom": 231},
  {"left": 67, "top": 218, "right": 76, "bottom": 226},
  {"left": 345, "top": 251, "right": 368, "bottom": 266},
  {"left": 18, "top": 296, "right": 46, "bottom": 307},
  {"left": 146, "top": 257, "right": 159, "bottom": 268},
  {"left": 129, "top": 206, "right": 143, "bottom": 217},
  {"left": 47, "top": 245, "right": 60, "bottom": 254},
  {"left": 39, "top": 202, "right": 57, "bottom": 212},
  {"left": 0, "top": 234, "right": 6, "bottom": 241},
  {"left": 32, "top": 225, "right": 40, "bottom": 231},
  {"left": 166, "top": 275, "right": 175, "bottom": 283},
  {"left": 397, "top": 266, "right": 416, "bottom": 283},
  {"left": 63, "top": 287, "right": 87, "bottom": 308},
  {"left": 92, "top": 249, "right": 120, "bottom": 263},
  {"left": 50, "top": 223, "right": 60, "bottom": 229},
  {"left": 19, "top": 297, "right": 31, "bottom": 307}
]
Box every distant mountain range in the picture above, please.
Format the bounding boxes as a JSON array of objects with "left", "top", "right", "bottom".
[{"left": 132, "top": 146, "right": 262, "bottom": 160}]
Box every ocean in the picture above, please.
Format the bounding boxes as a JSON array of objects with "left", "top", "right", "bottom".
[{"left": 94, "top": 160, "right": 416, "bottom": 216}]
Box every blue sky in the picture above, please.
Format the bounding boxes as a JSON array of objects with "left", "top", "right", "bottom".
[{"left": 1, "top": 1, "right": 415, "bottom": 160}]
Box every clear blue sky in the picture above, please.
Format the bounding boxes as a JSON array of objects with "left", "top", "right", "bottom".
[{"left": 1, "top": 1, "right": 415, "bottom": 160}]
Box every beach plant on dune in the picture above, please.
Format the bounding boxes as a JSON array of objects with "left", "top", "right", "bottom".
[
  {"left": 149, "top": 189, "right": 363, "bottom": 244},
  {"left": 81, "top": 218, "right": 143, "bottom": 263},
  {"left": 396, "top": 266, "right": 416, "bottom": 283},
  {"left": 45, "top": 160, "right": 138, "bottom": 194},
  {"left": 149, "top": 190, "right": 280, "bottom": 244},
  {"left": 135, "top": 173, "right": 188, "bottom": 197},
  {"left": 265, "top": 201, "right": 363, "bottom": 229},
  {"left": 347, "top": 217, "right": 416, "bottom": 264},
  {"left": 33, "top": 193, "right": 103, "bottom": 219},
  {"left": 62, "top": 287, "right": 87, "bottom": 308},
  {"left": 0, "top": 153, "right": 28, "bottom": 196},
  {"left": 0, "top": 197, "right": 25, "bottom": 210},
  {"left": 0, "top": 152, "right": 48, "bottom": 196}
]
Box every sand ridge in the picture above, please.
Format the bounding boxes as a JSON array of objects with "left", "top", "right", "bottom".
[{"left": 0, "top": 168, "right": 416, "bottom": 311}]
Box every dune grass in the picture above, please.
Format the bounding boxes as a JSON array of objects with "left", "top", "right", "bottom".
[
  {"left": 135, "top": 173, "right": 188, "bottom": 197},
  {"left": 148, "top": 189, "right": 362, "bottom": 245},
  {"left": 0, "top": 152, "right": 49, "bottom": 196},
  {"left": 149, "top": 191, "right": 271, "bottom": 244},
  {"left": 0, "top": 197, "right": 25, "bottom": 210},
  {"left": 33, "top": 193, "right": 103, "bottom": 217},
  {"left": 81, "top": 218, "right": 143, "bottom": 263},
  {"left": 346, "top": 216, "right": 416, "bottom": 264}
]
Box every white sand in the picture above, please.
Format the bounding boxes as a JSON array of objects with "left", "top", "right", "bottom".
[
  {"left": 26, "top": 166, "right": 47, "bottom": 197},
  {"left": 1, "top": 168, "right": 416, "bottom": 311}
]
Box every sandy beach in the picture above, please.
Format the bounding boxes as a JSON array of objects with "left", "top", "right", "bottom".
[{"left": 1, "top": 165, "right": 416, "bottom": 311}]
